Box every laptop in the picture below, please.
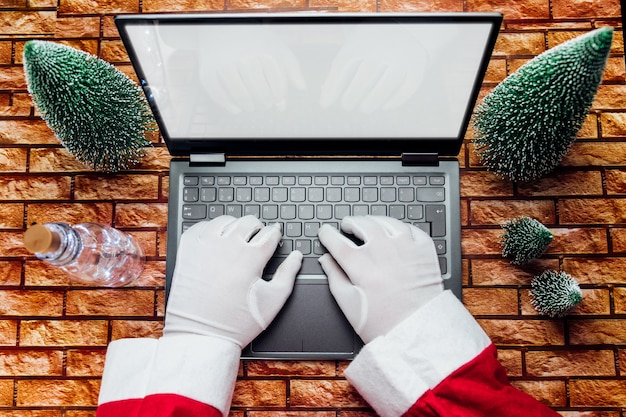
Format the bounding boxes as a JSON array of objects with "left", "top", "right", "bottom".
[{"left": 115, "top": 12, "right": 502, "bottom": 359}]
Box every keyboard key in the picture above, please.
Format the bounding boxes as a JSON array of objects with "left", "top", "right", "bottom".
[
  {"left": 298, "top": 176, "right": 312, "bottom": 185},
  {"left": 433, "top": 240, "right": 447, "bottom": 255},
  {"left": 291, "top": 187, "right": 306, "bottom": 202},
  {"left": 347, "top": 176, "right": 361, "bottom": 185},
  {"left": 430, "top": 176, "right": 445, "bottom": 185},
  {"left": 397, "top": 176, "right": 410, "bottom": 185},
  {"left": 236, "top": 187, "right": 252, "bottom": 202},
  {"left": 371, "top": 205, "right": 386, "bottom": 216},
  {"left": 313, "top": 239, "right": 327, "bottom": 255},
  {"left": 281, "top": 204, "right": 296, "bottom": 220},
  {"left": 286, "top": 222, "right": 302, "bottom": 237},
  {"left": 407, "top": 205, "right": 424, "bottom": 220},
  {"left": 201, "top": 188, "right": 216, "bottom": 202},
  {"left": 309, "top": 187, "right": 324, "bottom": 202},
  {"left": 183, "top": 187, "right": 199, "bottom": 202},
  {"left": 380, "top": 176, "right": 394, "bottom": 185},
  {"left": 261, "top": 256, "right": 321, "bottom": 275},
  {"left": 273, "top": 187, "right": 288, "bottom": 202},
  {"left": 184, "top": 176, "right": 199, "bottom": 186},
  {"left": 363, "top": 187, "right": 377, "bottom": 202},
  {"left": 208, "top": 204, "right": 224, "bottom": 219},
  {"left": 304, "top": 222, "right": 320, "bottom": 237},
  {"left": 354, "top": 205, "right": 369, "bottom": 216},
  {"left": 217, "top": 176, "right": 231, "bottom": 185},
  {"left": 417, "top": 187, "right": 445, "bottom": 202},
  {"left": 233, "top": 176, "right": 247, "bottom": 185},
  {"left": 438, "top": 257, "right": 447, "bottom": 274},
  {"left": 262, "top": 205, "right": 278, "bottom": 220},
  {"left": 182, "top": 204, "right": 206, "bottom": 220},
  {"left": 182, "top": 222, "right": 198, "bottom": 232},
  {"left": 415, "top": 222, "right": 431, "bottom": 235},
  {"left": 201, "top": 176, "right": 215, "bottom": 186},
  {"left": 244, "top": 205, "right": 260, "bottom": 218},
  {"left": 298, "top": 204, "right": 314, "bottom": 220},
  {"left": 335, "top": 205, "right": 350, "bottom": 219},
  {"left": 326, "top": 187, "right": 342, "bottom": 202},
  {"left": 398, "top": 187, "right": 415, "bottom": 202},
  {"left": 426, "top": 205, "right": 446, "bottom": 237},
  {"left": 295, "top": 239, "right": 312, "bottom": 254},
  {"left": 380, "top": 187, "right": 396, "bottom": 202},
  {"left": 364, "top": 176, "right": 377, "bottom": 185},
  {"left": 226, "top": 205, "right": 242, "bottom": 217},
  {"left": 218, "top": 188, "right": 234, "bottom": 202},
  {"left": 345, "top": 187, "right": 359, "bottom": 202},
  {"left": 331, "top": 176, "right": 345, "bottom": 185},
  {"left": 220, "top": 187, "right": 236, "bottom": 204},
  {"left": 277, "top": 240, "right": 293, "bottom": 255},
  {"left": 413, "top": 176, "right": 427, "bottom": 185},
  {"left": 266, "top": 176, "right": 279, "bottom": 185},
  {"left": 314, "top": 176, "right": 328, "bottom": 185},
  {"left": 282, "top": 176, "right": 296, "bottom": 185},
  {"left": 254, "top": 188, "right": 270, "bottom": 202},
  {"left": 316, "top": 205, "right": 332, "bottom": 220},
  {"left": 250, "top": 176, "right": 263, "bottom": 185},
  {"left": 389, "top": 205, "right": 405, "bottom": 219}
]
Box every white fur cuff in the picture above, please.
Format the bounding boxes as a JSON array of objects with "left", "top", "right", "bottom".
[
  {"left": 345, "top": 290, "right": 492, "bottom": 417},
  {"left": 98, "top": 335, "right": 241, "bottom": 416}
]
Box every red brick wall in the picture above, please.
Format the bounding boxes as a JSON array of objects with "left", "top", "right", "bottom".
[{"left": 0, "top": 0, "right": 625, "bottom": 415}]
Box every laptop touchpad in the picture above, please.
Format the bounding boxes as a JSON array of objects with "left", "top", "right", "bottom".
[{"left": 248, "top": 279, "right": 360, "bottom": 356}]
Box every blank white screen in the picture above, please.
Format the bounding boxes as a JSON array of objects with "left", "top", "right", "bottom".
[{"left": 125, "top": 19, "right": 492, "bottom": 140}]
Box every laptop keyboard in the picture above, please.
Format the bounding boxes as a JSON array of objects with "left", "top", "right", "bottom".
[{"left": 180, "top": 174, "right": 448, "bottom": 276}]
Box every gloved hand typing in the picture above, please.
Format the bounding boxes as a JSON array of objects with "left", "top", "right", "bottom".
[
  {"left": 318, "top": 216, "right": 443, "bottom": 343},
  {"left": 163, "top": 215, "right": 303, "bottom": 348}
]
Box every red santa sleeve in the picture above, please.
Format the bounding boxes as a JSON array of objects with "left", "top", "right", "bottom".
[
  {"left": 344, "top": 290, "right": 561, "bottom": 417},
  {"left": 96, "top": 335, "right": 240, "bottom": 417}
]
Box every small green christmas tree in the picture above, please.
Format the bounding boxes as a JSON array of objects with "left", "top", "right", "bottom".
[
  {"left": 501, "top": 217, "right": 553, "bottom": 265},
  {"left": 530, "top": 270, "right": 583, "bottom": 318},
  {"left": 473, "top": 27, "right": 613, "bottom": 182},
  {"left": 23, "top": 40, "right": 155, "bottom": 172}
]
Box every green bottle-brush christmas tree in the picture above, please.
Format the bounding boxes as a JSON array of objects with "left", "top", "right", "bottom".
[
  {"left": 23, "top": 40, "right": 155, "bottom": 172},
  {"left": 501, "top": 217, "right": 553, "bottom": 265},
  {"left": 472, "top": 27, "right": 613, "bottom": 182},
  {"left": 530, "top": 270, "right": 583, "bottom": 318}
]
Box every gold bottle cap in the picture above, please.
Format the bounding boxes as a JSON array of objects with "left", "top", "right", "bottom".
[{"left": 24, "top": 224, "right": 61, "bottom": 254}]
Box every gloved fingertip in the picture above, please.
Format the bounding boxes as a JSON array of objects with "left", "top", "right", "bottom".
[
  {"left": 286, "top": 249, "right": 304, "bottom": 265},
  {"left": 318, "top": 223, "right": 334, "bottom": 235},
  {"left": 318, "top": 253, "right": 332, "bottom": 268},
  {"left": 273, "top": 250, "right": 303, "bottom": 282},
  {"left": 318, "top": 253, "right": 342, "bottom": 276}
]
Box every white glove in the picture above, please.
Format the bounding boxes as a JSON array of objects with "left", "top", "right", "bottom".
[
  {"left": 318, "top": 216, "right": 443, "bottom": 343},
  {"left": 164, "top": 215, "right": 303, "bottom": 348}
]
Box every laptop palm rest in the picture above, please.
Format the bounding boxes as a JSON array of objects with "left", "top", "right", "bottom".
[{"left": 244, "top": 278, "right": 363, "bottom": 358}]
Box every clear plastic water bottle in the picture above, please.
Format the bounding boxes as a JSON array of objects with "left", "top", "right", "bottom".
[{"left": 24, "top": 222, "right": 145, "bottom": 287}]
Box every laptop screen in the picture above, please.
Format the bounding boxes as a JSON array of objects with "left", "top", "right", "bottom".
[{"left": 116, "top": 13, "right": 502, "bottom": 156}]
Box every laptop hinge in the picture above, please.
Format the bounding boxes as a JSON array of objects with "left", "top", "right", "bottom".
[
  {"left": 190, "top": 153, "right": 226, "bottom": 166},
  {"left": 401, "top": 153, "right": 439, "bottom": 166}
]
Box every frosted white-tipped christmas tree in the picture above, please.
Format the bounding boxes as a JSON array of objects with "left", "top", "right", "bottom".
[
  {"left": 501, "top": 217, "right": 553, "bottom": 265},
  {"left": 530, "top": 270, "right": 583, "bottom": 318},
  {"left": 473, "top": 27, "right": 613, "bottom": 182},
  {"left": 23, "top": 40, "right": 155, "bottom": 172}
]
